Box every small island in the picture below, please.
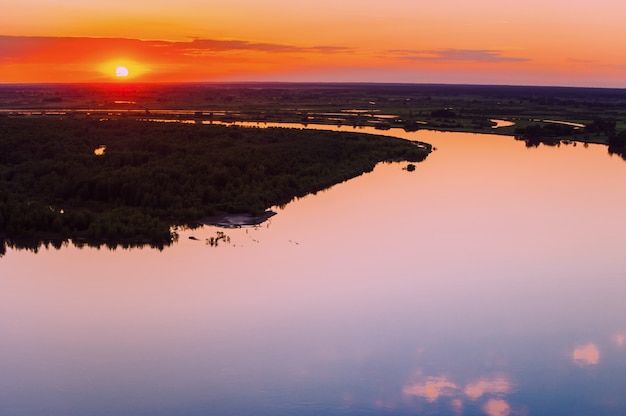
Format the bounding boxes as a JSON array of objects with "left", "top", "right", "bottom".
[{"left": 0, "top": 117, "right": 430, "bottom": 254}]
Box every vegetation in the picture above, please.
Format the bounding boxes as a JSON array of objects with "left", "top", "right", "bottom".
[
  {"left": 513, "top": 123, "right": 576, "bottom": 147},
  {"left": 2, "top": 82, "right": 626, "bottom": 254},
  {"left": 0, "top": 117, "right": 430, "bottom": 254},
  {"left": 608, "top": 130, "right": 626, "bottom": 159},
  {"left": 2, "top": 83, "right": 625, "bottom": 141}
]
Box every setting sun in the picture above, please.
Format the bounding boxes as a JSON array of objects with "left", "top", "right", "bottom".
[
  {"left": 97, "top": 60, "right": 150, "bottom": 81},
  {"left": 115, "top": 66, "right": 129, "bottom": 77},
  {"left": 1, "top": 1, "right": 626, "bottom": 85}
]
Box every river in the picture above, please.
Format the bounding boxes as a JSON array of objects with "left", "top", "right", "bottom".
[{"left": 1, "top": 125, "right": 625, "bottom": 416}]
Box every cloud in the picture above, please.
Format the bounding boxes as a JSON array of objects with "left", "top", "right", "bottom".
[
  {"left": 572, "top": 343, "right": 600, "bottom": 366},
  {"left": 388, "top": 48, "right": 530, "bottom": 62},
  {"left": 568, "top": 58, "right": 595, "bottom": 64},
  {"left": 613, "top": 333, "right": 626, "bottom": 347},
  {"left": 0, "top": 35, "right": 351, "bottom": 63},
  {"left": 187, "top": 38, "right": 350, "bottom": 54}
]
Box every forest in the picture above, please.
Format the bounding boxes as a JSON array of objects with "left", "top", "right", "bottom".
[
  {"left": 0, "top": 117, "right": 430, "bottom": 254},
  {"left": 3, "top": 82, "right": 626, "bottom": 254}
]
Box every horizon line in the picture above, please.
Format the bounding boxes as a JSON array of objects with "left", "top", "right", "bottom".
[{"left": 1, "top": 81, "right": 626, "bottom": 91}]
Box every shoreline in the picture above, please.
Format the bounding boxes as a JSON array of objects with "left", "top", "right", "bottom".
[{"left": 198, "top": 211, "right": 277, "bottom": 228}]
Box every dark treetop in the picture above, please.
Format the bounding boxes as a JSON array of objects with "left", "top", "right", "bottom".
[{"left": 0, "top": 117, "right": 430, "bottom": 254}]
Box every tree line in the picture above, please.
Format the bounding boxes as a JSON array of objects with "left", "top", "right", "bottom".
[{"left": 0, "top": 117, "right": 430, "bottom": 253}]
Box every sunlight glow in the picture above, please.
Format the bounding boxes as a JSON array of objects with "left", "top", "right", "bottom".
[
  {"left": 94, "top": 145, "right": 106, "bottom": 156},
  {"left": 115, "top": 66, "right": 129, "bottom": 77},
  {"left": 99, "top": 60, "right": 150, "bottom": 80}
]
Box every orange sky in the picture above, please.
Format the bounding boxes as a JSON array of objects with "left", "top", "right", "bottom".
[{"left": 2, "top": 0, "right": 626, "bottom": 86}]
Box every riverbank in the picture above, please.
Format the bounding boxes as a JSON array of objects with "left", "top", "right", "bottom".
[
  {"left": 2, "top": 83, "right": 624, "bottom": 145},
  {"left": 0, "top": 117, "right": 430, "bottom": 254}
]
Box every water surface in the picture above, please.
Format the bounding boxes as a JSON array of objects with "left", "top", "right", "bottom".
[{"left": 1, "top": 128, "right": 625, "bottom": 416}]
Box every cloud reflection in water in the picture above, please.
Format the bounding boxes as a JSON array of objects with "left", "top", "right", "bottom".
[
  {"left": 572, "top": 343, "right": 600, "bottom": 366},
  {"left": 464, "top": 375, "right": 513, "bottom": 400},
  {"left": 403, "top": 373, "right": 515, "bottom": 416},
  {"left": 451, "top": 398, "right": 464, "bottom": 415},
  {"left": 612, "top": 333, "right": 625, "bottom": 347},
  {"left": 402, "top": 376, "right": 458, "bottom": 402},
  {"left": 483, "top": 398, "right": 511, "bottom": 416}
]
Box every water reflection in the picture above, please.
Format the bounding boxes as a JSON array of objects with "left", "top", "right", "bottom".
[
  {"left": 403, "top": 375, "right": 458, "bottom": 402},
  {"left": 464, "top": 376, "right": 512, "bottom": 400},
  {"left": 572, "top": 343, "right": 600, "bottom": 366},
  {"left": 205, "top": 230, "right": 232, "bottom": 247},
  {"left": 0, "top": 236, "right": 172, "bottom": 257},
  {"left": 482, "top": 399, "right": 511, "bottom": 416},
  {"left": 490, "top": 119, "right": 515, "bottom": 128},
  {"left": 2, "top": 129, "right": 626, "bottom": 415},
  {"left": 403, "top": 373, "right": 514, "bottom": 416}
]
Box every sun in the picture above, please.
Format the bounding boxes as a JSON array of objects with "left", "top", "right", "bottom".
[
  {"left": 115, "top": 66, "right": 129, "bottom": 77},
  {"left": 100, "top": 60, "right": 150, "bottom": 80}
]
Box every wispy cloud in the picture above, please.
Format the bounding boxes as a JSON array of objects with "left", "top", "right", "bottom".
[
  {"left": 567, "top": 58, "right": 595, "bottom": 64},
  {"left": 388, "top": 48, "right": 529, "bottom": 63},
  {"left": 0, "top": 35, "right": 352, "bottom": 63},
  {"left": 180, "top": 38, "right": 351, "bottom": 54}
]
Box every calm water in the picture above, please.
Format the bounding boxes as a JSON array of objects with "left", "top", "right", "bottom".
[{"left": 1, "top": 127, "right": 626, "bottom": 416}]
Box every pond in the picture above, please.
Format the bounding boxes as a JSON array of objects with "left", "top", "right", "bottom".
[{"left": 1, "top": 126, "right": 625, "bottom": 416}]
